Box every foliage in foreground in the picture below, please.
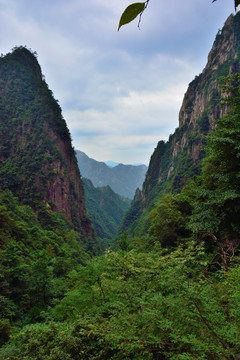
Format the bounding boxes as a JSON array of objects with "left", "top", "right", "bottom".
[
  {"left": 0, "top": 188, "right": 90, "bottom": 341},
  {"left": 1, "top": 73, "right": 240, "bottom": 359},
  {"left": 1, "top": 246, "right": 240, "bottom": 359}
]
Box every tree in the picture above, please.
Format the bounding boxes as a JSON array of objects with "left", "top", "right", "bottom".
[
  {"left": 188, "top": 73, "right": 240, "bottom": 254},
  {"left": 148, "top": 192, "right": 192, "bottom": 247},
  {"left": 2, "top": 246, "right": 240, "bottom": 359}
]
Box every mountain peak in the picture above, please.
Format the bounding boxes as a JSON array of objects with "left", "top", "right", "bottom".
[
  {"left": 3, "top": 46, "right": 43, "bottom": 81},
  {"left": 0, "top": 47, "right": 98, "bottom": 249}
]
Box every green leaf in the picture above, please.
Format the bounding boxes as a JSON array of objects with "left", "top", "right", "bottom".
[
  {"left": 118, "top": 2, "right": 145, "bottom": 31},
  {"left": 235, "top": 0, "right": 240, "bottom": 10},
  {"left": 213, "top": 0, "right": 240, "bottom": 9}
]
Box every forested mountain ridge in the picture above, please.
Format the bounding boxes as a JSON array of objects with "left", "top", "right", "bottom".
[
  {"left": 0, "top": 46, "right": 104, "bottom": 339},
  {"left": 0, "top": 47, "right": 96, "bottom": 241},
  {"left": 82, "top": 178, "right": 130, "bottom": 244},
  {"left": 76, "top": 150, "right": 147, "bottom": 199},
  {"left": 121, "top": 12, "right": 240, "bottom": 235}
]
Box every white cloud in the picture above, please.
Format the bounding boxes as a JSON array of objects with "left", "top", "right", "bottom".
[{"left": 0, "top": 0, "right": 234, "bottom": 163}]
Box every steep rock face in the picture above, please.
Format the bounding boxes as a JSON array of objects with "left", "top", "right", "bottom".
[
  {"left": 121, "top": 12, "right": 240, "bottom": 235},
  {"left": 0, "top": 47, "right": 95, "bottom": 241}
]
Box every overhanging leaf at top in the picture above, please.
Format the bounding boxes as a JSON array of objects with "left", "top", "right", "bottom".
[
  {"left": 118, "top": 2, "right": 145, "bottom": 31},
  {"left": 213, "top": 0, "right": 240, "bottom": 11},
  {"left": 235, "top": 0, "right": 240, "bottom": 10}
]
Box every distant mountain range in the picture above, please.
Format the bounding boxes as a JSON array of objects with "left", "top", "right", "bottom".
[
  {"left": 105, "top": 160, "right": 147, "bottom": 168},
  {"left": 76, "top": 150, "right": 147, "bottom": 199},
  {"left": 104, "top": 161, "right": 119, "bottom": 167}
]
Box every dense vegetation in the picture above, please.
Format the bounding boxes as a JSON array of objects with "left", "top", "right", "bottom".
[
  {"left": 0, "top": 189, "right": 90, "bottom": 343},
  {"left": 2, "top": 244, "right": 240, "bottom": 360},
  {"left": 0, "top": 72, "right": 240, "bottom": 359},
  {"left": 82, "top": 178, "right": 130, "bottom": 245}
]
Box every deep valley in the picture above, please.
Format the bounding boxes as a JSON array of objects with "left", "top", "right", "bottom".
[{"left": 0, "top": 11, "right": 240, "bottom": 360}]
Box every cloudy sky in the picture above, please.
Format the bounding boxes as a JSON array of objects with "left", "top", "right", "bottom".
[{"left": 0, "top": 0, "right": 235, "bottom": 164}]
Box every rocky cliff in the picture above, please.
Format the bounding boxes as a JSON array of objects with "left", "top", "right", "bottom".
[
  {"left": 0, "top": 47, "right": 97, "bottom": 246},
  {"left": 121, "top": 12, "right": 240, "bottom": 235}
]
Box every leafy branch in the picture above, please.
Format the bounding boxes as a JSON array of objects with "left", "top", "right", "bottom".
[
  {"left": 118, "top": 0, "right": 240, "bottom": 31},
  {"left": 118, "top": 1, "right": 150, "bottom": 31},
  {"left": 212, "top": 0, "right": 240, "bottom": 11}
]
